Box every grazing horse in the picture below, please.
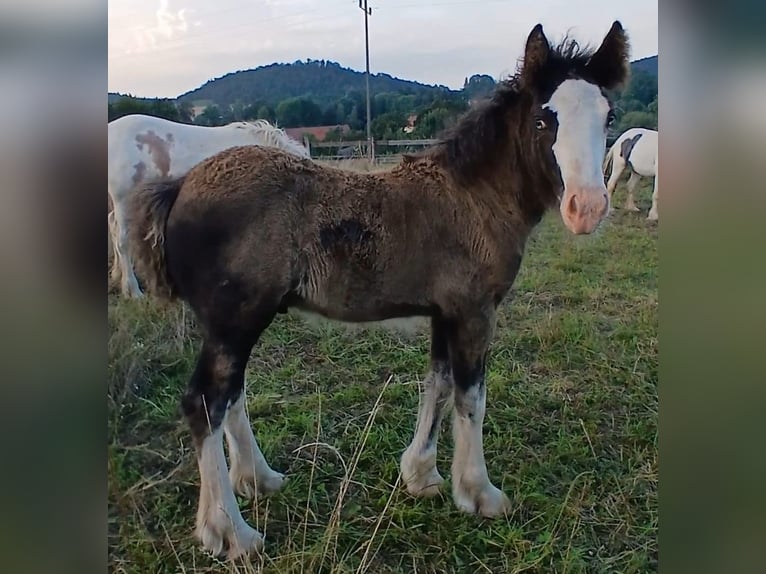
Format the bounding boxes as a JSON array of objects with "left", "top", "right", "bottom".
[
  {"left": 108, "top": 114, "right": 310, "bottom": 297},
  {"left": 603, "top": 127, "right": 658, "bottom": 220},
  {"left": 125, "top": 21, "right": 630, "bottom": 560}
]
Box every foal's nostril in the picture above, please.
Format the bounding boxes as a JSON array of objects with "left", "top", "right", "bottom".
[{"left": 567, "top": 193, "right": 579, "bottom": 216}]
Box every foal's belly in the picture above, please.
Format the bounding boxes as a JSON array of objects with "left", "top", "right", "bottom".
[{"left": 291, "top": 294, "right": 434, "bottom": 324}]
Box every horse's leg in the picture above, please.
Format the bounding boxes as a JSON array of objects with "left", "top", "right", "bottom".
[
  {"left": 624, "top": 170, "right": 641, "bottom": 212},
  {"left": 183, "top": 320, "right": 273, "bottom": 560},
  {"left": 225, "top": 390, "right": 286, "bottom": 500},
  {"left": 108, "top": 208, "right": 121, "bottom": 288},
  {"left": 449, "top": 312, "right": 510, "bottom": 517},
  {"left": 606, "top": 155, "right": 625, "bottom": 208},
  {"left": 113, "top": 202, "right": 144, "bottom": 298},
  {"left": 400, "top": 316, "right": 454, "bottom": 497},
  {"left": 647, "top": 172, "right": 659, "bottom": 221}
]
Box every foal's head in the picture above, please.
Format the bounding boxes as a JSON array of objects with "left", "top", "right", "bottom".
[{"left": 520, "top": 21, "right": 630, "bottom": 234}]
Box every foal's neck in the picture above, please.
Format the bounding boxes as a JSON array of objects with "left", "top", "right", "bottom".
[{"left": 472, "top": 129, "right": 554, "bottom": 230}]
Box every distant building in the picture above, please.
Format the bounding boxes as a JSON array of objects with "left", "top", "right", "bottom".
[
  {"left": 190, "top": 106, "right": 207, "bottom": 119},
  {"left": 403, "top": 114, "right": 418, "bottom": 134}
]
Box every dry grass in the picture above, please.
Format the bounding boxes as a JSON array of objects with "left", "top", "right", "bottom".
[{"left": 108, "top": 179, "right": 658, "bottom": 573}]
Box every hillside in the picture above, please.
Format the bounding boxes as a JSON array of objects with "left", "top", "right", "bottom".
[
  {"left": 107, "top": 93, "right": 170, "bottom": 105},
  {"left": 108, "top": 55, "right": 657, "bottom": 108},
  {"left": 630, "top": 55, "right": 658, "bottom": 76},
  {"left": 176, "top": 60, "right": 457, "bottom": 109},
  {"left": 109, "top": 55, "right": 657, "bottom": 137}
]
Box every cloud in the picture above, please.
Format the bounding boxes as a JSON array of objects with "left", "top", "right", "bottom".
[
  {"left": 156, "top": 0, "right": 188, "bottom": 38},
  {"left": 125, "top": 0, "right": 201, "bottom": 55}
]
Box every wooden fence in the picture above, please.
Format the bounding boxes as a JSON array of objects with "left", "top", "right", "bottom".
[
  {"left": 305, "top": 138, "right": 438, "bottom": 164},
  {"left": 308, "top": 135, "right": 621, "bottom": 165}
]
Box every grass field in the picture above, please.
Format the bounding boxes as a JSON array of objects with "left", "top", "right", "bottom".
[{"left": 108, "top": 180, "right": 658, "bottom": 574}]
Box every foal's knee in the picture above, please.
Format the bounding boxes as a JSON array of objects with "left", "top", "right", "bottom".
[{"left": 182, "top": 343, "right": 247, "bottom": 448}]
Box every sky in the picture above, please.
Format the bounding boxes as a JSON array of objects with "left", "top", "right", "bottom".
[{"left": 108, "top": 0, "right": 658, "bottom": 98}]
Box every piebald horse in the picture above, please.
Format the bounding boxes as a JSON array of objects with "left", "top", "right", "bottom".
[
  {"left": 108, "top": 114, "right": 310, "bottom": 297},
  {"left": 125, "top": 22, "right": 631, "bottom": 560},
  {"left": 603, "top": 127, "right": 658, "bottom": 220}
]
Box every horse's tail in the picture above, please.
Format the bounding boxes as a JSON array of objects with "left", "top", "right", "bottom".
[
  {"left": 603, "top": 138, "right": 618, "bottom": 177},
  {"left": 124, "top": 176, "right": 185, "bottom": 301}
]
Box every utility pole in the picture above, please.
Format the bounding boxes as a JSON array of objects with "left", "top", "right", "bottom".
[{"left": 358, "top": 0, "right": 373, "bottom": 161}]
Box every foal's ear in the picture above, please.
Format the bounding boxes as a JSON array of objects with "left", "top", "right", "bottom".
[
  {"left": 585, "top": 20, "right": 631, "bottom": 90},
  {"left": 521, "top": 23, "right": 550, "bottom": 88}
]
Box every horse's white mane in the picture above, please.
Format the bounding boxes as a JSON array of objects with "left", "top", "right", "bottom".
[{"left": 227, "top": 119, "right": 309, "bottom": 157}]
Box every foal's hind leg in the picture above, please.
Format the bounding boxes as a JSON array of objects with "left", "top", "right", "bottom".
[
  {"left": 401, "top": 316, "right": 454, "bottom": 497},
  {"left": 449, "top": 312, "right": 510, "bottom": 518},
  {"left": 183, "top": 331, "right": 273, "bottom": 560},
  {"left": 225, "top": 392, "right": 286, "bottom": 499},
  {"left": 624, "top": 171, "right": 642, "bottom": 212}
]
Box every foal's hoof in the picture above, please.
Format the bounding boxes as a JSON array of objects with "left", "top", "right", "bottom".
[
  {"left": 406, "top": 472, "right": 444, "bottom": 498},
  {"left": 453, "top": 482, "right": 511, "bottom": 518},
  {"left": 402, "top": 467, "right": 444, "bottom": 498},
  {"left": 625, "top": 205, "right": 641, "bottom": 213},
  {"left": 231, "top": 468, "right": 286, "bottom": 500},
  {"left": 400, "top": 450, "right": 444, "bottom": 497},
  {"left": 196, "top": 512, "right": 264, "bottom": 561}
]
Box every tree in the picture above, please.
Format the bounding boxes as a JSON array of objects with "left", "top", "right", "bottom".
[
  {"left": 108, "top": 96, "right": 180, "bottom": 122},
  {"left": 177, "top": 101, "right": 194, "bottom": 123},
  {"left": 413, "top": 107, "right": 452, "bottom": 138},
  {"left": 145, "top": 99, "right": 180, "bottom": 121},
  {"left": 321, "top": 105, "right": 340, "bottom": 126},
  {"left": 275, "top": 96, "right": 323, "bottom": 127},
  {"left": 463, "top": 74, "right": 496, "bottom": 100},
  {"left": 622, "top": 70, "right": 657, "bottom": 106},
  {"left": 195, "top": 105, "right": 223, "bottom": 126},
  {"left": 371, "top": 111, "right": 407, "bottom": 140},
  {"left": 256, "top": 105, "right": 275, "bottom": 123},
  {"left": 616, "top": 110, "right": 657, "bottom": 132}
]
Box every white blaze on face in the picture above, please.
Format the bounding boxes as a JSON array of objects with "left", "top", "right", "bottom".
[
  {"left": 544, "top": 79, "right": 610, "bottom": 189},
  {"left": 544, "top": 79, "right": 612, "bottom": 234}
]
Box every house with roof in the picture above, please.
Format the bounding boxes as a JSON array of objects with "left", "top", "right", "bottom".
[{"left": 403, "top": 114, "right": 418, "bottom": 134}]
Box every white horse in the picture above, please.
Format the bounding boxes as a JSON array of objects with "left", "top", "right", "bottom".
[
  {"left": 108, "top": 114, "right": 311, "bottom": 297},
  {"left": 603, "top": 127, "right": 658, "bottom": 220}
]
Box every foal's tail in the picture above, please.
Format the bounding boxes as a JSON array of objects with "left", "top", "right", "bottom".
[{"left": 124, "top": 176, "right": 185, "bottom": 301}]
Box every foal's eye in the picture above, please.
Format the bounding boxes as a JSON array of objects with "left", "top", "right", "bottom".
[{"left": 535, "top": 118, "right": 547, "bottom": 131}]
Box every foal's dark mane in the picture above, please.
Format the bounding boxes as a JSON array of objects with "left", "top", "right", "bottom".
[{"left": 410, "top": 38, "right": 608, "bottom": 218}]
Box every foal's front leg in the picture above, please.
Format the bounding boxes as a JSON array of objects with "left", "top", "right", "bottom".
[
  {"left": 401, "top": 317, "right": 454, "bottom": 497},
  {"left": 224, "top": 392, "right": 286, "bottom": 499},
  {"left": 449, "top": 314, "right": 511, "bottom": 517},
  {"left": 182, "top": 340, "right": 265, "bottom": 560}
]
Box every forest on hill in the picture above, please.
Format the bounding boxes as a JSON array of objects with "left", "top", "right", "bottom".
[{"left": 108, "top": 56, "right": 657, "bottom": 142}]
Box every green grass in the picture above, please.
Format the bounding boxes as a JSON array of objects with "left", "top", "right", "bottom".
[{"left": 108, "top": 182, "right": 657, "bottom": 573}]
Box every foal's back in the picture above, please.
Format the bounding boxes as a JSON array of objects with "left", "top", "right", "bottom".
[{"left": 165, "top": 145, "right": 505, "bottom": 323}]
